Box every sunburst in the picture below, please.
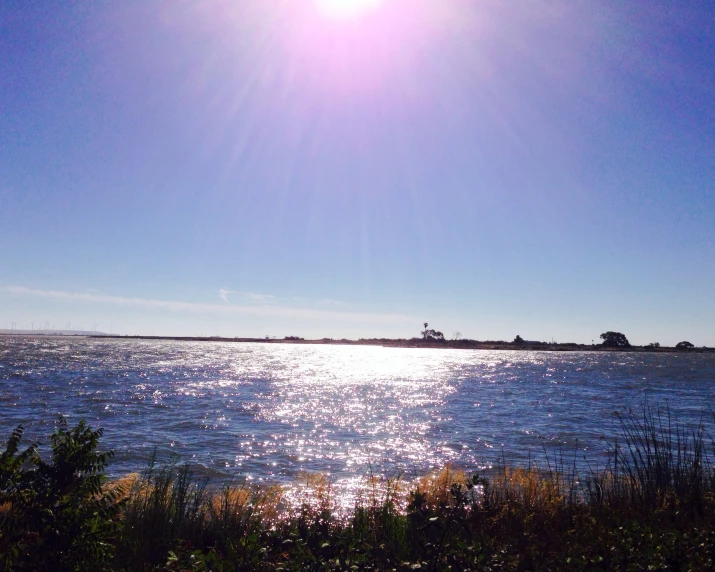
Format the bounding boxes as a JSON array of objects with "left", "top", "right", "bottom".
[{"left": 314, "top": 0, "right": 384, "bottom": 21}]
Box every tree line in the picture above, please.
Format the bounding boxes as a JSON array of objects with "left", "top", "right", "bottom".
[{"left": 420, "top": 324, "right": 701, "bottom": 349}]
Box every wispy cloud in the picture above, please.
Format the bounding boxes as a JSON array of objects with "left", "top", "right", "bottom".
[
  {"left": 2, "top": 286, "right": 415, "bottom": 325},
  {"left": 242, "top": 292, "right": 277, "bottom": 304},
  {"left": 218, "top": 289, "right": 277, "bottom": 305}
]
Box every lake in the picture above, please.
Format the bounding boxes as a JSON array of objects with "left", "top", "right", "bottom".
[{"left": 2, "top": 336, "right": 714, "bottom": 500}]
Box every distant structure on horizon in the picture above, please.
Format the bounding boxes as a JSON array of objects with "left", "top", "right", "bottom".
[{"left": 0, "top": 329, "right": 110, "bottom": 336}]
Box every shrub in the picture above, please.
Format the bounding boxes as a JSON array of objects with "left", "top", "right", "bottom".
[{"left": 0, "top": 417, "right": 125, "bottom": 571}]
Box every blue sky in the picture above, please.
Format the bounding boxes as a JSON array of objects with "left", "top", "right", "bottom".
[{"left": 1, "top": 0, "right": 714, "bottom": 345}]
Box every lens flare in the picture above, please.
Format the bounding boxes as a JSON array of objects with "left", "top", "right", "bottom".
[{"left": 315, "top": 0, "right": 384, "bottom": 21}]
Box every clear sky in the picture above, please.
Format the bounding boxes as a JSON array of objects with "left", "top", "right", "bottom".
[{"left": 1, "top": 0, "right": 714, "bottom": 345}]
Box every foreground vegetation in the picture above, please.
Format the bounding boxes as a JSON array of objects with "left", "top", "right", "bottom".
[{"left": 2, "top": 408, "right": 714, "bottom": 570}]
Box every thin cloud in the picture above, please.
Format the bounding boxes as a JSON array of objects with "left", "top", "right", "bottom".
[
  {"left": 241, "top": 292, "right": 277, "bottom": 304},
  {"left": 2, "top": 286, "right": 415, "bottom": 325},
  {"left": 219, "top": 289, "right": 278, "bottom": 305}
]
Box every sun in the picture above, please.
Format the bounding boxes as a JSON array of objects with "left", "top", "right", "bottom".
[{"left": 314, "top": 0, "right": 385, "bottom": 21}]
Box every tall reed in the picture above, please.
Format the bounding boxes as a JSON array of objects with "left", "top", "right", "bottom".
[{"left": 586, "top": 403, "right": 715, "bottom": 514}]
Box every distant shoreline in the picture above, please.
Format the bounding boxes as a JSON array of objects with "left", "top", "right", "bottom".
[{"left": 3, "top": 332, "right": 711, "bottom": 353}]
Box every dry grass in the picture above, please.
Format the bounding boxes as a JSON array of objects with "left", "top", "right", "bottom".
[
  {"left": 413, "top": 464, "right": 469, "bottom": 507},
  {"left": 104, "top": 472, "right": 139, "bottom": 502},
  {"left": 489, "top": 466, "right": 565, "bottom": 511}
]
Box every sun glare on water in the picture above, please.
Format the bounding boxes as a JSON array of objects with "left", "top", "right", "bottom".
[{"left": 315, "top": 0, "right": 384, "bottom": 21}]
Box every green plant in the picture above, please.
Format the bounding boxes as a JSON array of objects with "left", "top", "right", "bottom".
[
  {"left": 0, "top": 425, "right": 39, "bottom": 569},
  {"left": 117, "top": 454, "right": 210, "bottom": 570},
  {"left": 0, "top": 417, "right": 125, "bottom": 571}
]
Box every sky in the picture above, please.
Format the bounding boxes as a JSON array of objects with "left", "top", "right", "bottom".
[{"left": 1, "top": 0, "right": 714, "bottom": 345}]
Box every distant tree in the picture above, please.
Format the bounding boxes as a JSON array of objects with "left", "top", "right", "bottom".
[
  {"left": 513, "top": 335, "right": 524, "bottom": 344},
  {"left": 421, "top": 326, "right": 445, "bottom": 341},
  {"left": 647, "top": 342, "right": 661, "bottom": 348},
  {"left": 452, "top": 331, "right": 462, "bottom": 341},
  {"left": 600, "top": 331, "right": 630, "bottom": 348},
  {"left": 676, "top": 341, "right": 694, "bottom": 349}
]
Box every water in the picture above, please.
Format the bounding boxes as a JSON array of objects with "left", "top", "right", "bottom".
[{"left": 1, "top": 337, "right": 714, "bottom": 496}]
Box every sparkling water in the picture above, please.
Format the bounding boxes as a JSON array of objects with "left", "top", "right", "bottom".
[{"left": 2, "top": 337, "right": 714, "bottom": 499}]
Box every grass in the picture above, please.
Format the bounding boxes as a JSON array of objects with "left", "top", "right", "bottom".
[{"left": 1, "top": 405, "right": 714, "bottom": 570}]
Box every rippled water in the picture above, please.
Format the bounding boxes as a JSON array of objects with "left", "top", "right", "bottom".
[{"left": 2, "top": 337, "right": 714, "bottom": 494}]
